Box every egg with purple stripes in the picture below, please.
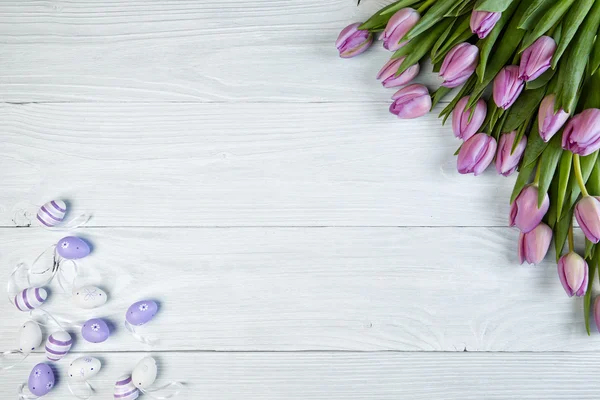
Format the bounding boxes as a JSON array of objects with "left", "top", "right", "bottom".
[
  {"left": 114, "top": 374, "right": 140, "bottom": 400},
  {"left": 14, "top": 287, "right": 47, "bottom": 312},
  {"left": 45, "top": 330, "right": 72, "bottom": 361},
  {"left": 36, "top": 200, "right": 67, "bottom": 228},
  {"left": 126, "top": 300, "right": 158, "bottom": 326},
  {"left": 28, "top": 362, "right": 55, "bottom": 397},
  {"left": 81, "top": 318, "right": 110, "bottom": 343},
  {"left": 56, "top": 236, "right": 91, "bottom": 259}
]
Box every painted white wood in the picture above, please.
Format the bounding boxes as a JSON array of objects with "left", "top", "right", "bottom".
[
  {"left": 0, "top": 103, "right": 513, "bottom": 227},
  {"left": 2, "top": 351, "right": 600, "bottom": 399}
]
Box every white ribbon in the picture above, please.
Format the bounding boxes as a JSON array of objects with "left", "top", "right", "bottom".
[
  {"left": 0, "top": 350, "right": 28, "bottom": 372},
  {"left": 124, "top": 320, "right": 159, "bottom": 346},
  {"left": 17, "top": 383, "right": 39, "bottom": 399},
  {"left": 140, "top": 382, "right": 184, "bottom": 399},
  {"left": 45, "top": 212, "right": 92, "bottom": 231},
  {"left": 67, "top": 379, "right": 94, "bottom": 400},
  {"left": 12, "top": 203, "right": 91, "bottom": 230}
]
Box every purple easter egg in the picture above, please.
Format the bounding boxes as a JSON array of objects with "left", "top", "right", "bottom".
[
  {"left": 114, "top": 374, "right": 140, "bottom": 400},
  {"left": 28, "top": 362, "right": 55, "bottom": 397},
  {"left": 126, "top": 300, "right": 158, "bottom": 326},
  {"left": 37, "top": 200, "right": 67, "bottom": 227},
  {"left": 56, "top": 236, "right": 90, "bottom": 259},
  {"left": 14, "top": 287, "right": 47, "bottom": 312},
  {"left": 81, "top": 318, "right": 110, "bottom": 343}
]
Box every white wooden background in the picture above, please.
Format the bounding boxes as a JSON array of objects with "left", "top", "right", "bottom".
[{"left": 1, "top": 0, "right": 600, "bottom": 398}]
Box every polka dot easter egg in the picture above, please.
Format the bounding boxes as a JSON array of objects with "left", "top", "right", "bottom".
[
  {"left": 126, "top": 300, "right": 158, "bottom": 326},
  {"left": 114, "top": 374, "right": 140, "bottom": 400},
  {"left": 14, "top": 287, "right": 47, "bottom": 312},
  {"left": 28, "top": 363, "right": 55, "bottom": 397},
  {"left": 72, "top": 285, "right": 107, "bottom": 309},
  {"left": 132, "top": 357, "right": 158, "bottom": 389},
  {"left": 81, "top": 318, "right": 110, "bottom": 343},
  {"left": 45, "top": 330, "right": 72, "bottom": 361},
  {"left": 56, "top": 236, "right": 90, "bottom": 259},
  {"left": 68, "top": 356, "right": 102, "bottom": 382},
  {"left": 36, "top": 200, "right": 67, "bottom": 228},
  {"left": 19, "top": 320, "right": 43, "bottom": 354}
]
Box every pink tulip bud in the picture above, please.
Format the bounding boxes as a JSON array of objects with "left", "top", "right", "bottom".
[
  {"left": 519, "top": 36, "right": 556, "bottom": 82},
  {"left": 389, "top": 84, "right": 431, "bottom": 119},
  {"left": 518, "top": 223, "right": 552, "bottom": 265},
  {"left": 495, "top": 131, "right": 527, "bottom": 177},
  {"left": 380, "top": 8, "right": 420, "bottom": 51},
  {"left": 452, "top": 97, "right": 487, "bottom": 141},
  {"left": 557, "top": 252, "right": 588, "bottom": 297},
  {"left": 575, "top": 196, "right": 600, "bottom": 243},
  {"left": 377, "top": 57, "right": 420, "bottom": 88},
  {"left": 538, "top": 94, "right": 569, "bottom": 142},
  {"left": 509, "top": 185, "right": 550, "bottom": 233},
  {"left": 562, "top": 109, "right": 600, "bottom": 156},
  {"left": 493, "top": 65, "right": 525, "bottom": 109},
  {"left": 335, "top": 23, "right": 374, "bottom": 58},
  {"left": 440, "top": 43, "right": 479, "bottom": 88},
  {"left": 470, "top": 11, "right": 501, "bottom": 39},
  {"left": 457, "top": 133, "right": 497, "bottom": 176}
]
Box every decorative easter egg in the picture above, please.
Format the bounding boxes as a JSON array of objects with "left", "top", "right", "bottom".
[
  {"left": 68, "top": 356, "right": 102, "bottom": 382},
  {"left": 114, "top": 375, "right": 140, "bottom": 400},
  {"left": 132, "top": 356, "right": 157, "bottom": 389},
  {"left": 45, "top": 330, "right": 72, "bottom": 361},
  {"left": 126, "top": 300, "right": 158, "bottom": 326},
  {"left": 36, "top": 200, "right": 67, "bottom": 228},
  {"left": 19, "top": 320, "right": 43, "bottom": 354},
  {"left": 56, "top": 236, "right": 90, "bottom": 259},
  {"left": 28, "top": 363, "right": 55, "bottom": 397},
  {"left": 72, "top": 286, "right": 107, "bottom": 309},
  {"left": 81, "top": 318, "right": 110, "bottom": 343},
  {"left": 14, "top": 287, "right": 47, "bottom": 312}
]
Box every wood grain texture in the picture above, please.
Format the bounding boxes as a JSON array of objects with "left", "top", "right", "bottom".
[
  {"left": 2, "top": 351, "right": 600, "bottom": 399},
  {"left": 0, "top": 102, "right": 512, "bottom": 227}
]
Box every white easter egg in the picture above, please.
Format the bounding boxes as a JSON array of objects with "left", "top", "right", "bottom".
[
  {"left": 36, "top": 200, "right": 67, "bottom": 227},
  {"left": 132, "top": 356, "right": 157, "bottom": 389},
  {"left": 114, "top": 375, "right": 140, "bottom": 400},
  {"left": 45, "top": 330, "right": 72, "bottom": 362},
  {"left": 72, "top": 286, "right": 107, "bottom": 309},
  {"left": 68, "top": 356, "right": 102, "bottom": 382},
  {"left": 18, "top": 321, "right": 42, "bottom": 354}
]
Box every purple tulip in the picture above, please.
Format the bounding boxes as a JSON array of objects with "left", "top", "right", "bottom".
[
  {"left": 493, "top": 65, "right": 525, "bottom": 109},
  {"left": 335, "top": 23, "right": 374, "bottom": 58},
  {"left": 451, "top": 97, "right": 487, "bottom": 141},
  {"left": 594, "top": 297, "right": 600, "bottom": 332},
  {"left": 538, "top": 94, "right": 569, "bottom": 142},
  {"left": 562, "top": 109, "right": 600, "bottom": 156},
  {"left": 495, "top": 131, "right": 527, "bottom": 177},
  {"left": 377, "top": 57, "right": 420, "bottom": 88},
  {"left": 519, "top": 36, "right": 556, "bottom": 82},
  {"left": 575, "top": 196, "right": 600, "bottom": 243},
  {"left": 470, "top": 11, "right": 501, "bottom": 39},
  {"left": 389, "top": 84, "right": 431, "bottom": 119},
  {"left": 509, "top": 185, "right": 550, "bottom": 233},
  {"left": 380, "top": 8, "right": 420, "bottom": 51},
  {"left": 518, "top": 223, "right": 552, "bottom": 265},
  {"left": 557, "top": 252, "right": 588, "bottom": 297},
  {"left": 457, "top": 133, "right": 497, "bottom": 176},
  {"left": 439, "top": 43, "right": 479, "bottom": 88}
]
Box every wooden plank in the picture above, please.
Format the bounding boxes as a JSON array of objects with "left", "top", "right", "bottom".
[
  {"left": 0, "top": 103, "right": 510, "bottom": 227},
  {"left": 1, "top": 227, "right": 597, "bottom": 352},
  {"left": 0, "top": 0, "right": 444, "bottom": 102},
  {"left": 2, "top": 351, "right": 600, "bottom": 399}
]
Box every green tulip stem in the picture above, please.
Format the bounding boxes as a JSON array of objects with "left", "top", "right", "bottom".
[
  {"left": 417, "top": 0, "right": 436, "bottom": 14},
  {"left": 534, "top": 162, "right": 542, "bottom": 185},
  {"left": 574, "top": 154, "right": 590, "bottom": 197},
  {"left": 568, "top": 220, "right": 575, "bottom": 252}
]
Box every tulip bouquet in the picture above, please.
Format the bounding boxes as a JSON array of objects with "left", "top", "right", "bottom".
[{"left": 336, "top": 0, "right": 600, "bottom": 333}]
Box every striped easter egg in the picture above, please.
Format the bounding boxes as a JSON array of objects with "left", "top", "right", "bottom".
[
  {"left": 45, "top": 331, "right": 72, "bottom": 362},
  {"left": 114, "top": 375, "right": 140, "bottom": 400},
  {"left": 14, "top": 287, "right": 47, "bottom": 312},
  {"left": 36, "top": 200, "right": 67, "bottom": 228}
]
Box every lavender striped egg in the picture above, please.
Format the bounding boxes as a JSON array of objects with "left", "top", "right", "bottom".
[
  {"left": 36, "top": 200, "right": 67, "bottom": 228},
  {"left": 45, "top": 331, "right": 72, "bottom": 362},
  {"left": 14, "top": 287, "right": 47, "bottom": 312},
  {"left": 114, "top": 375, "right": 140, "bottom": 400}
]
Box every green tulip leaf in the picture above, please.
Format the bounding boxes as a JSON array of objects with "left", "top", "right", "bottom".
[
  {"left": 554, "top": 206, "right": 573, "bottom": 262},
  {"left": 394, "top": 19, "right": 453, "bottom": 75},
  {"left": 474, "top": 0, "right": 515, "bottom": 12},
  {"left": 560, "top": 151, "right": 599, "bottom": 218},
  {"left": 526, "top": 69, "right": 556, "bottom": 90},
  {"left": 519, "top": 0, "right": 577, "bottom": 51},
  {"left": 380, "top": 0, "right": 423, "bottom": 15},
  {"left": 431, "top": 86, "right": 452, "bottom": 108},
  {"left": 551, "top": 0, "right": 596, "bottom": 68},
  {"left": 431, "top": 14, "right": 472, "bottom": 63},
  {"left": 406, "top": 0, "right": 462, "bottom": 40},
  {"left": 589, "top": 25, "right": 600, "bottom": 75},
  {"left": 510, "top": 161, "right": 536, "bottom": 204},
  {"left": 547, "top": 169, "right": 560, "bottom": 228},
  {"left": 360, "top": 0, "right": 421, "bottom": 30},
  {"left": 439, "top": 75, "right": 477, "bottom": 123},
  {"left": 537, "top": 135, "right": 563, "bottom": 207},
  {"left": 585, "top": 240, "right": 595, "bottom": 259},
  {"left": 521, "top": 121, "right": 548, "bottom": 168},
  {"left": 446, "top": 0, "right": 475, "bottom": 16},
  {"left": 519, "top": 0, "right": 555, "bottom": 30},
  {"left": 556, "top": 150, "right": 573, "bottom": 222},
  {"left": 503, "top": 86, "right": 547, "bottom": 132},
  {"left": 584, "top": 246, "right": 599, "bottom": 335}
]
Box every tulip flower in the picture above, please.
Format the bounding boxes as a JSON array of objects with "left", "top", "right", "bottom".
[
  {"left": 389, "top": 84, "right": 431, "bottom": 119},
  {"left": 518, "top": 223, "right": 552, "bottom": 265},
  {"left": 493, "top": 65, "right": 525, "bottom": 109},
  {"left": 380, "top": 8, "right": 420, "bottom": 51},
  {"left": 451, "top": 97, "right": 487, "bottom": 141},
  {"left": 562, "top": 109, "right": 600, "bottom": 156},
  {"left": 538, "top": 94, "right": 570, "bottom": 142},
  {"left": 470, "top": 11, "right": 501, "bottom": 39},
  {"left": 495, "top": 131, "right": 527, "bottom": 177},
  {"left": 377, "top": 57, "right": 420, "bottom": 88},
  {"left": 519, "top": 36, "right": 556, "bottom": 82},
  {"left": 335, "top": 23, "right": 374, "bottom": 58},
  {"left": 594, "top": 297, "right": 600, "bottom": 332},
  {"left": 456, "top": 133, "right": 497, "bottom": 176},
  {"left": 575, "top": 196, "right": 600, "bottom": 243},
  {"left": 439, "top": 43, "right": 479, "bottom": 88},
  {"left": 509, "top": 185, "right": 550, "bottom": 233},
  {"left": 557, "top": 252, "right": 588, "bottom": 297}
]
